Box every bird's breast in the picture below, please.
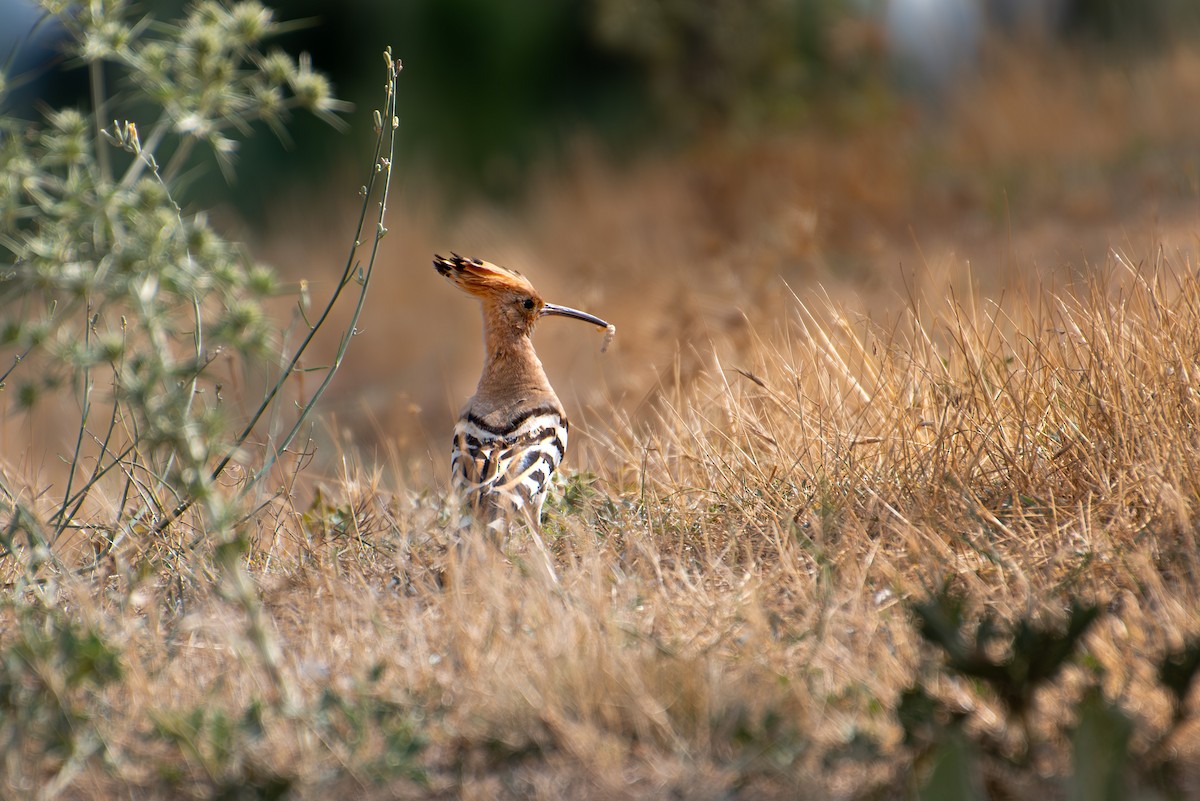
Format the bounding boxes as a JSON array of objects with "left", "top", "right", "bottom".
[{"left": 450, "top": 405, "right": 569, "bottom": 519}]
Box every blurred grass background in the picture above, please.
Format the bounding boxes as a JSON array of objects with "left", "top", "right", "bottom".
[
  {"left": 6, "top": 0, "right": 1200, "bottom": 477},
  {"left": 203, "top": 0, "right": 1200, "bottom": 205},
  {"left": 13, "top": 0, "right": 1199, "bottom": 205}
]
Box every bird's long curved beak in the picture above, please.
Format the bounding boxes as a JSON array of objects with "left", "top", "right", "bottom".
[{"left": 540, "top": 302, "right": 612, "bottom": 330}]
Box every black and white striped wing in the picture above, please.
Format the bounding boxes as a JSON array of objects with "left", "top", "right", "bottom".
[{"left": 451, "top": 407, "right": 568, "bottom": 521}]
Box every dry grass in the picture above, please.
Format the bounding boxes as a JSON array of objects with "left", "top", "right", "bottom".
[{"left": 6, "top": 48, "right": 1200, "bottom": 800}]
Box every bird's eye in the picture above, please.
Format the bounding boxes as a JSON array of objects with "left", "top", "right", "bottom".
[{"left": 523, "top": 298, "right": 536, "bottom": 311}]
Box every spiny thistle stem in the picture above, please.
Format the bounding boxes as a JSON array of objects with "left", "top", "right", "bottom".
[{"left": 150, "top": 50, "right": 404, "bottom": 538}]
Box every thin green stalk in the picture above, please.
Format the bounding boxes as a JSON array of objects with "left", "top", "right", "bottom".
[
  {"left": 56, "top": 370, "right": 125, "bottom": 527},
  {"left": 89, "top": 60, "right": 110, "bottom": 183},
  {"left": 56, "top": 442, "right": 135, "bottom": 522},
  {"left": 155, "top": 295, "right": 205, "bottom": 504},
  {"left": 150, "top": 51, "right": 402, "bottom": 537},
  {"left": 0, "top": 346, "right": 34, "bottom": 387},
  {"left": 249, "top": 84, "right": 400, "bottom": 485},
  {"left": 54, "top": 307, "right": 96, "bottom": 541}
]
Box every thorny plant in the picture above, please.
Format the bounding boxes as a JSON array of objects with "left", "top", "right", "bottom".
[
  {"left": 0, "top": 2, "right": 399, "bottom": 586},
  {"left": 900, "top": 589, "right": 1200, "bottom": 799},
  {"left": 0, "top": 4, "right": 402, "bottom": 791}
]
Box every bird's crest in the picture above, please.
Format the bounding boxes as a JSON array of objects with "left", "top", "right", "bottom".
[{"left": 433, "top": 253, "right": 540, "bottom": 301}]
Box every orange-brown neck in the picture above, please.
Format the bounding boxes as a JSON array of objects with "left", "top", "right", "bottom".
[{"left": 468, "top": 303, "right": 560, "bottom": 420}]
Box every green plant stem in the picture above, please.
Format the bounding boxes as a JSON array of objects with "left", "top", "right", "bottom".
[
  {"left": 55, "top": 442, "right": 135, "bottom": 525},
  {"left": 58, "top": 377, "right": 125, "bottom": 528},
  {"left": 55, "top": 307, "right": 95, "bottom": 541},
  {"left": 89, "top": 60, "right": 110, "bottom": 184},
  {"left": 242, "top": 62, "right": 401, "bottom": 487},
  {"left": 150, "top": 53, "right": 401, "bottom": 538},
  {"left": 0, "top": 346, "right": 34, "bottom": 387}
]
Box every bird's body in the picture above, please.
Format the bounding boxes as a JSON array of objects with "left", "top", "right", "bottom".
[
  {"left": 451, "top": 404, "right": 567, "bottom": 524},
  {"left": 435, "top": 254, "right": 612, "bottom": 531}
]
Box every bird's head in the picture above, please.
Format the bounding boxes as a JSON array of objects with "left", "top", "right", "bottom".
[{"left": 433, "top": 253, "right": 611, "bottom": 337}]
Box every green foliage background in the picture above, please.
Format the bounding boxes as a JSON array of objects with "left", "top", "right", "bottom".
[{"left": 15, "top": 0, "right": 1198, "bottom": 211}]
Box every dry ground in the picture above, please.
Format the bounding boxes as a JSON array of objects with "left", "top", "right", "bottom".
[{"left": 6, "top": 48, "right": 1200, "bottom": 799}]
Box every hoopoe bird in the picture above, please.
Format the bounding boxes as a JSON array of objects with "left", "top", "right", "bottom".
[{"left": 434, "top": 254, "right": 614, "bottom": 532}]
